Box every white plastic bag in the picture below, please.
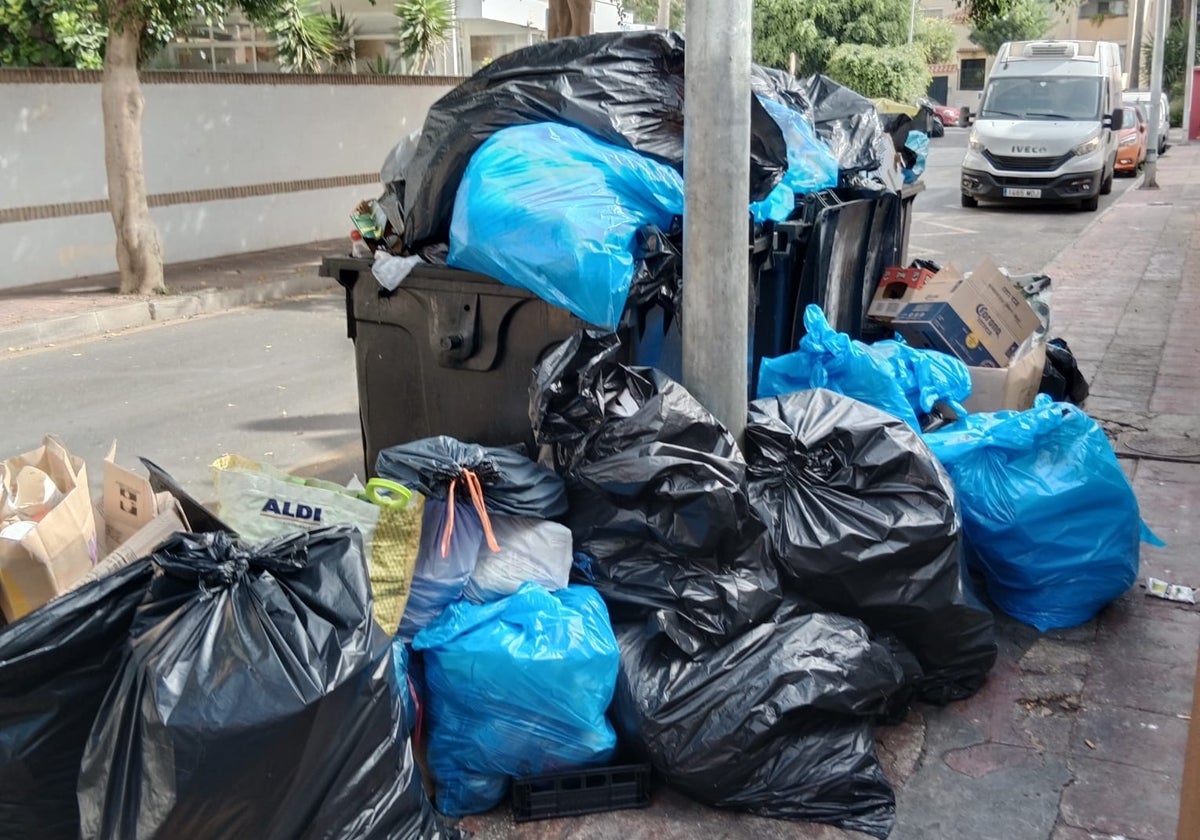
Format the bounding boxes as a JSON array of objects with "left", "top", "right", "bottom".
[
  {"left": 397, "top": 499, "right": 483, "bottom": 641},
  {"left": 464, "top": 515, "right": 573, "bottom": 603},
  {"left": 211, "top": 455, "right": 423, "bottom": 634}
]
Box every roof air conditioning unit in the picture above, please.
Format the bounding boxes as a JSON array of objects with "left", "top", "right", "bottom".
[{"left": 1023, "top": 41, "right": 1080, "bottom": 58}]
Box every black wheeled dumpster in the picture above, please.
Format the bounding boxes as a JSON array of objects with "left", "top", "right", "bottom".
[{"left": 320, "top": 257, "right": 669, "bottom": 475}]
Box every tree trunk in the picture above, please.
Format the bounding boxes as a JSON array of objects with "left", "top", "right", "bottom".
[{"left": 101, "top": 10, "right": 164, "bottom": 295}]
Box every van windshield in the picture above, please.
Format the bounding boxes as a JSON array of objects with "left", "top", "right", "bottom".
[{"left": 979, "top": 76, "right": 1103, "bottom": 121}]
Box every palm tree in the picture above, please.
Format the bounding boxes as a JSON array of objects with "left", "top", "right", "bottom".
[
  {"left": 269, "top": 0, "right": 340, "bottom": 73},
  {"left": 395, "top": 0, "right": 452, "bottom": 74}
]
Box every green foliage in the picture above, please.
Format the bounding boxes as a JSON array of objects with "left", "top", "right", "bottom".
[
  {"left": 752, "top": 0, "right": 827, "bottom": 72},
  {"left": 361, "top": 52, "right": 400, "bottom": 74},
  {"left": 0, "top": 0, "right": 105, "bottom": 67},
  {"left": 915, "top": 15, "right": 956, "bottom": 64},
  {"left": 967, "top": 0, "right": 1052, "bottom": 54},
  {"left": 395, "top": 0, "right": 449, "bottom": 73},
  {"left": 752, "top": 0, "right": 913, "bottom": 76},
  {"left": 826, "top": 42, "right": 932, "bottom": 101},
  {"left": 618, "top": 0, "right": 683, "bottom": 28},
  {"left": 269, "top": 0, "right": 340, "bottom": 72},
  {"left": 958, "top": 0, "right": 1073, "bottom": 28},
  {"left": 1142, "top": 18, "right": 1196, "bottom": 91}
]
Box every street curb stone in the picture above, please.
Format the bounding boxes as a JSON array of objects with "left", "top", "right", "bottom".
[{"left": 1, "top": 273, "right": 332, "bottom": 353}]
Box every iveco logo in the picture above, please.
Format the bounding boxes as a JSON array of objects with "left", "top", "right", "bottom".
[{"left": 1011, "top": 145, "right": 1049, "bottom": 154}]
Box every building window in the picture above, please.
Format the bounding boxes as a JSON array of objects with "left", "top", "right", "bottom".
[
  {"left": 162, "top": 18, "right": 280, "bottom": 72},
  {"left": 1079, "top": 0, "right": 1129, "bottom": 16},
  {"left": 960, "top": 58, "right": 986, "bottom": 91}
]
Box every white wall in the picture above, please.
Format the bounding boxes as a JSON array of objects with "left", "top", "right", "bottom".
[{"left": 0, "top": 74, "right": 452, "bottom": 289}]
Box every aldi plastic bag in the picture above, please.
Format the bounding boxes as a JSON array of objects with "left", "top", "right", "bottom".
[
  {"left": 611, "top": 604, "right": 907, "bottom": 838},
  {"left": 77, "top": 528, "right": 455, "bottom": 840},
  {"left": 531, "top": 331, "right": 782, "bottom": 656},
  {"left": 413, "top": 583, "right": 619, "bottom": 816},
  {"left": 212, "top": 455, "right": 424, "bottom": 634},
  {"left": 924, "top": 396, "right": 1163, "bottom": 631},
  {"left": 464, "top": 514, "right": 573, "bottom": 602},
  {"left": 397, "top": 499, "right": 483, "bottom": 641},
  {"left": 0, "top": 560, "right": 152, "bottom": 840},
  {"left": 757, "top": 305, "right": 972, "bottom": 428},
  {"left": 746, "top": 389, "right": 997, "bottom": 703},
  {"left": 448, "top": 122, "right": 685, "bottom": 328}
]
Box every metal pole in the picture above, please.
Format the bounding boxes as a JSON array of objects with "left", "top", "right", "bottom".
[
  {"left": 682, "top": 0, "right": 751, "bottom": 442},
  {"left": 657, "top": 0, "right": 671, "bottom": 28},
  {"left": 1184, "top": 0, "right": 1197, "bottom": 143},
  {"left": 908, "top": 0, "right": 918, "bottom": 44},
  {"left": 1143, "top": 0, "right": 1170, "bottom": 188}
]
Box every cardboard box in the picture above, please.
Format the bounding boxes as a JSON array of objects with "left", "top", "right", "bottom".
[
  {"left": 868, "top": 266, "right": 937, "bottom": 323},
  {"left": 892, "top": 260, "right": 1041, "bottom": 368},
  {"left": 102, "top": 442, "right": 163, "bottom": 554},
  {"left": 962, "top": 342, "right": 1048, "bottom": 414},
  {"left": 63, "top": 498, "right": 188, "bottom": 597},
  {"left": 0, "top": 437, "right": 99, "bottom": 622}
]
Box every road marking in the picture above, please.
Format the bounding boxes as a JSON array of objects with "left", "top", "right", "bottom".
[{"left": 911, "top": 216, "right": 979, "bottom": 236}]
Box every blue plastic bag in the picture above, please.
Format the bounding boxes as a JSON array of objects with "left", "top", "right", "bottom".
[
  {"left": 757, "top": 305, "right": 971, "bottom": 428},
  {"left": 750, "top": 181, "right": 796, "bottom": 223},
  {"left": 759, "top": 96, "right": 840, "bottom": 196},
  {"left": 750, "top": 97, "right": 840, "bottom": 222},
  {"left": 448, "top": 122, "right": 684, "bottom": 329},
  {"left": 413, "top": 583, "right": 619, "bottom": 816},
  {"left": 924, "top": 396, "right": 1164, "bottom": 631},
  {"left": 902, "top": 130, "right": 929, "bottom": 184}
]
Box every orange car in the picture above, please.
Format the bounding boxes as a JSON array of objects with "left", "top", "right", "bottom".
[{"left": 1115, "top": 104, "right": 1148, "bottom": 176}]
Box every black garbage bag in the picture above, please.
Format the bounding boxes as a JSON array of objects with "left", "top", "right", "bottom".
[
  {"left": 395, "top": 31, "right": 788, "bottom": 252},
  {"left": 750, "top": 63, "right": 813, "bottom": 113},
  {"left": 745, "top": 389, "right": 997, "bottom": 703},
  {"left": 376, "top": 435, "right": 568, "bottom": 519},
  {"left": 0, "top": 561, "right": 152, "bottom": 840},
  {"left": 796, "top": 74, "right": 893, "bottom": 178},
  {"left": 1041, "top": 338, "right": 1090, "bottom": 405},
  {"left": 77, "top": 528, "right": 456, "bottom": 840},
  {"left": 611, "top": 603, "right": 907, "bottom": 838},
  {"left": 531, "top": 331, "right": 782, "bottom": 656}
]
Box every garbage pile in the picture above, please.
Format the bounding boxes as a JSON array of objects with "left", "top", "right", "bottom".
[
  {"left": 0, "top": 32, "right": 1164, "bottom": 840},
  {"left": 359, "top": 31, "right": 915, "bottom": 333}
]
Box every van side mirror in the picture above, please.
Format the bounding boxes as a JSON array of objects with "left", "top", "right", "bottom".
[
  {"left": 1105, "top": 109, "right": 1125, "bottom": 130},
  {"left": 960, "top": 107, "right": 973, "bottom": 126}
]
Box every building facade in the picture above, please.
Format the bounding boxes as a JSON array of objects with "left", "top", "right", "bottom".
[
  {"left": 157, "top": 0, "right": 642, "bottom": 75},
  {"left": 922, "top": 0, "right": 1150, "bottom": 112}
]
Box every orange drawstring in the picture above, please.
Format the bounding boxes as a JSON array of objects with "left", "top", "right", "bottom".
[{"left": 439, "top": 469, "right": 501, "bottom": 557}]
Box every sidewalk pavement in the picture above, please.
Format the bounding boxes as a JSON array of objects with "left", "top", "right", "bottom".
[
  {"left": 0, "top": 240, "right": 342, "bottom": 354},
  {"left": 2, "top": 150, "right": 1198, "bottom": 840}
]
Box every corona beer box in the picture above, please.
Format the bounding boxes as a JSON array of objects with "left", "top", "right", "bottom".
[{"left": 891, "top": 258, "right": 1040, "bottom": 368}]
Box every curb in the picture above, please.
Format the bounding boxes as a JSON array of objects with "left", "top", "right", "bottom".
[{"left": 0, "top": 273, "right": 334, "bottom": 354}]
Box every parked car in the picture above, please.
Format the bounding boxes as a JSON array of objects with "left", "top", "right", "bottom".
[
  {"left": 1115, "top": 104, "right": 1148, "bottom": 176},
  {"left": 920, "top": 97, "right": 962, "bottom": 136},
  {"left": 1123, "top": 90, "right": 1169, "bottom": 154}
]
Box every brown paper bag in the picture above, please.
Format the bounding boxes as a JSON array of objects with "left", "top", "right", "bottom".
[{"left": 0, "top": 436, "right": 99, "bottom": 621}]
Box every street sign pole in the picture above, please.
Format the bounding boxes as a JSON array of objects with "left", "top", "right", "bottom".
[
  {"left": 682, "top": 0, "right": 752, "bottom": 443},
  {"left": 1143, "top": 0, "right": 1170, "bottom": 187}
]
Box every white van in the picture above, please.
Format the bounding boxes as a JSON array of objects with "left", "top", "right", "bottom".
[{"left": 961, "top": 40, "right": 1126, "bottom": 212}]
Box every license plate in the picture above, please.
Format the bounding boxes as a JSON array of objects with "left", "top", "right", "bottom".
[{"left": 1003, "top": 187, "right": 1043, "bottom": 199}]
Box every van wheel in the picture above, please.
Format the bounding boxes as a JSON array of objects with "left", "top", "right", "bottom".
[
  {"left": 1100, "top": 168, "right": 1114, "bottom": 195},
  {"left": 1081, "top": 195, "right": 1100, "bottom": 212},
  {"left": 961, "top": 193, "right": 979, "bottom": 208}
]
